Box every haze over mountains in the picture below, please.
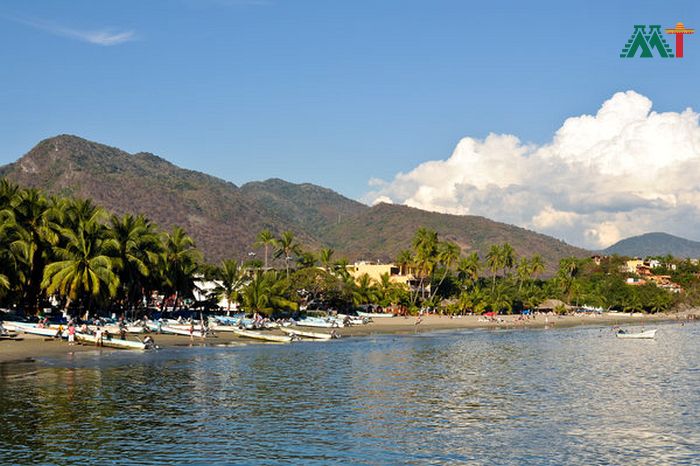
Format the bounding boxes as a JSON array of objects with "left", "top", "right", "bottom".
[{"left": 1, "top": 135, "right": 592, "bottom": 268}]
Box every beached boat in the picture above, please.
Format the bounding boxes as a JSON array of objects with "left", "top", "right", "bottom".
[
  {"left": 12, "top": 323, "right": 66, "bottom": 338},
  {"left": 357, "top": 311, "right": 395, "bottom": 318},
  {"left": 616, "top": 329, "right": 657, "bottom": 339},
  {"left": 281, "top": 327, "right": 337, "bottom": 340},
  {"left": 232, "top": 328, "right": 293, "bottom": 343},
  {"left": 161, "top": 325, "right": 208, "bottom": 338},
  {"left": 75, "top": 332, "right": 148, "bottom": 350}
]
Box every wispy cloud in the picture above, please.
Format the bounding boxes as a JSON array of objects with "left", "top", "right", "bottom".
[{"left": 9, "top": 16, "right": 136, "bottom": 46}]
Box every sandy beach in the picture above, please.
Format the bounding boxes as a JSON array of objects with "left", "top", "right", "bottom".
[{"left": 2, "top": 311, "right": 697, "bottom": 364}]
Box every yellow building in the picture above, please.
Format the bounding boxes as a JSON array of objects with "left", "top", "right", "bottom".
[
  {"left": 624, "top": 259, "right": 645, "bottom": 274},
  {"left": 346, "top": 261, "right": 414, "bottom": 287}
]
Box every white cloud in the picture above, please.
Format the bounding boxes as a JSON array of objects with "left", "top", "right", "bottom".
[
  {"left": 11, "top": 16, "right": 136, "bottom": 46},
  {"left": 365, "top": 91, "right": 700, "bottom": 249}
]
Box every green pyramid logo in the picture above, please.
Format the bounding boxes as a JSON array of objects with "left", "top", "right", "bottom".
[{"left": 620, "top": 25, "right": 674, "bottom": 58}]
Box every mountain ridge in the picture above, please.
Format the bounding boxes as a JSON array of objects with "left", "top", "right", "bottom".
[
  {"left": 0, "top": 134, "right": 589, "bottom": 268},
  {"left": 603, "top": 232, "right": 700, "bottom": 258}
]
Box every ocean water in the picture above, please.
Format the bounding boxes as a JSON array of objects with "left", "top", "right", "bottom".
[{"left": 1, "top": 323, "right": 698, "bottom": 465}]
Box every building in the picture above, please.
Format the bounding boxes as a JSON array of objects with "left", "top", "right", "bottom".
[{"left": 346, "top": 261, "right": 418, "bottom": 288}]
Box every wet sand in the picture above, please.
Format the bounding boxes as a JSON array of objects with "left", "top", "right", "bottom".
[{"left": 2, "top": 311, "right": 697, "bottom": 364}]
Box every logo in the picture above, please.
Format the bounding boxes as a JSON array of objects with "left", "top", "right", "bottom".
[{"left": 620, "top": 22, "right": 694, "bottom": 58}]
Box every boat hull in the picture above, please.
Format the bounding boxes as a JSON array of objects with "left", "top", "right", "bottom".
[
  {"left": 233, "top": 329, "right": 292, "bottom": 342},
  {"left": 75, "top": 332, "right": 148, "bottom": 350},
  {"left": 616, "top": 329, "right": 657, "bottom": 339},
  {"left": 281, "top": 327, "right": 335, "bottom": 340}
]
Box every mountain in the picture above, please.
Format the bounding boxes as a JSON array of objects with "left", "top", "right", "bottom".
[
  {"left": 0, "top": 135, "right": 589, "bottom": 269},
  {"left": 603, "top": 232, "right": 700, "bottom": 258}
]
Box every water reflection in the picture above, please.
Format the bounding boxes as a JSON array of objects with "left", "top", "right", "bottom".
[{"left": 1, "top": 323, "right": 698, "bottom": 464}]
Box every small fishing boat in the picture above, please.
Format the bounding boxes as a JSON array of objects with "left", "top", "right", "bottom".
[
  {"left": 75, "top": 332, "right": 148, "bottom": 350},
  {"left": 232, "top": 328, "right": 293, "bottom": 343},
  {"left": 295, "top": 317, "right": 344, "bottom": 328},
  {"left": 12, "top": 323, "right": 66, "bottom": 338},
  {"left": 281, "top": 327, "right": 337, "bottom": 340},
  {"left": 161, "top": 325, "right": 208, "bottom": 338},
  {"left": 616, "top": 329, "right": 657, "bottom": 339}
]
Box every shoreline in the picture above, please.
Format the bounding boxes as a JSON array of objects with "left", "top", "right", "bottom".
[{"left": 2, "top": 311, "right": 697, "bottom": 365}]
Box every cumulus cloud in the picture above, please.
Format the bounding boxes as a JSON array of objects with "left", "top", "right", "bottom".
[
  {"left": 365, "top": 91, "right": 700, "bottom": 249},
  {"left": 10, "top": 16, "right": 136, "bottom": 46}
]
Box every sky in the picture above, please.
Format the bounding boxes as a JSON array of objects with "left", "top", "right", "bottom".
[{"left": 1, "top": 0, "right": 699, "bottom": 249}]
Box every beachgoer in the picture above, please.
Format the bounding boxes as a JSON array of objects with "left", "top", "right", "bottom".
[
  {"left": 95, "top": 327, "right": 103, "bottom": 346},
  {"left": 55, "top": 324, "right": 64, "bottom": 339},
  {"left": 68, "top": 323, "right": 76, "bottom": 345},
  {"left": 189, "top": 323, "right": 194, "bottom": 341}
]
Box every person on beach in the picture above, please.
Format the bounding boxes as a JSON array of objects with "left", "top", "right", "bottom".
[
  {"left": 55, "top": 324, "right": 64, "bottom": 339},
  {"left": 189, "top": 323, "right": 194, "bottom": 341},
  {"left": 68, "top": 323, "right": 76, "bottom": 345},
  {"left": 95, "top": 327, "right": 103, "bottom": 346}
]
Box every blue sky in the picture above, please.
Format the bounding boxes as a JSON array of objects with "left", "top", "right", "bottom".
[{"left": 1, "top": 0, "right": 698, "bottom": 230}]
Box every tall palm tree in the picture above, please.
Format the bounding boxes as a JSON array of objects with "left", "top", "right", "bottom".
[
  {"left": 255, "top": 229, "right": 276, "bottom": 270},
  {"left": 430, "top": 241, "right": 461, "bottom": 300},
  {"left": 212, "top": 259, "right": 246, "bottom": 310},
  {"left": 274, "top": 231, "right": 301, "bottom": 278},
  {"left": 457, "top": 252, "right": 481, "bottom": 289},
  {"left": 107, "top": 213, "right": 162, "bottom": 310},
  {"left": 486, "top": 244, "right": 503, "bottom": 293},
  {"left": 530, "top": 255, "right": 545, "bottom": 281},
  {"left": 42, "top": 217, "right": 119, "bottom": 311},
  {"left": 500, "top": 243, "right": 515, "bottom": 278},
  {"left": 412, "top": 228, "right": 439, "bottom": 302},
  {"left": 159, "top": 227, "right": 201, "bottom": 311},
  {"left": 9, "top": 189, "right": 61, "bottom": 313},
  {"left": 516, "top": 257, "right": 531, "bottom": 292}
]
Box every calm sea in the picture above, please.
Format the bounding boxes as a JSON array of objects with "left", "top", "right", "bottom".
[{"left": 1, "top": 323, "right": 698, "bottom": 465}]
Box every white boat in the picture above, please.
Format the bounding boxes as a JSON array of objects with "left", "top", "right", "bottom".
[
  {"left": 161, "top": 325, "right": 208, "bottom": 338},
  {"left": 75, "top": 332, "right": 148, "bottom": 350},
  {"left": 281, "top": 327, "right": 337, "bottom": 340},
  {"left": 232, "top": 328, "right": 293, "bottom": 343},
  {"left": 295, "top": 317, "right": 344, "bottom": 328},
  {"left": 209, "top": 323, "right": 241, "bottom": 332},
  {"left": 357, "top": 311, "right": 395, "bottom": 318},
  {"left": 13, "top": 323, "right": 66, "bottom": 338},
  {"left": 616, "top": 329, "right": 657, "bottom": 339}
]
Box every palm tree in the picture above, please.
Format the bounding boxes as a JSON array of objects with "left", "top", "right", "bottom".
[
  {"left": 241, "top": 270, "right": 297, "bottom": 316},
  {"left": 274, "top": 231, "right": 301, "bottom": 278},
  {"left": 486, "top": 244, "right": 503, "bottom": 293},
  {"left": 352, "top": 273, "right": 377, "bottom": 305},
  {"left": 412, "top": 228, "right": 439, "bottom": 302},
  {"left": 9, "top": 189, "right": 62, "bottom": 313},
  {"left": 396, "top": 249, "right": 413, "bottom": 276},
  {"left": 319, "top": 247, "right": 335, "bottom": 272},
  {"left": 212, "top": 259, "right": 246, "bottom": 310},
  {"left": 159, "top": 227, "right": 201, "bottom": 311},
  {"left": 430, "top": 241, "right": 461, "bottom": 300},
  {"left": 296, "top": 251, "right": 317, "bottom": 269},
  {"left": 456, "top": 252, "right": 481, "bottom": 289},
  {"left": 42, "top": 217, "right": 119, "bottom": 311},
  {"left": 500, "top": 243, "right": 515, "bottom": 277},
  {"left": 332, "top": 257, "right": 350, "bottom": 279},
  {"left": 516, "top": 257, "right": 531, "bottom": 292},
  {"left": 490, "top": 282, "right": 512, "bottom": 314},
  {"left": 530, "top": 254, "right": 545, "bottom": 280},
  {"left": 107, "top": 214, "right": 162, "bottom": 310},
  {"left": 255, "top": 229, "right": 276, "bottom": 270}
]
